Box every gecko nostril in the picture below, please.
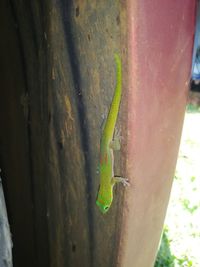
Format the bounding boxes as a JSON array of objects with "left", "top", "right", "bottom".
[
  {"left": 72, "top": 243, "right": 76, "bottom": 252},
  {"left": 75, "top": 6, "right": 79, "bottom": 17}
]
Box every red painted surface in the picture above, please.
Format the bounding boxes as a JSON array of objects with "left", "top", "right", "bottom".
[{"left": 119, "top": 1, "right": 196, "bottom": 266}]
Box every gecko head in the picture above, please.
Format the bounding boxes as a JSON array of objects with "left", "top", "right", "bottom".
[
  {"left": 96, "top": 191, "right": 113, "bottom": 214},
  {"left": 96, "top": 200, "right": 111, "bottom": 214}
]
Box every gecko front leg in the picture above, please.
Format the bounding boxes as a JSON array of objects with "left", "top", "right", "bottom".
[{"left": 112, "top": 176, "right": 130, "bottom": 186}]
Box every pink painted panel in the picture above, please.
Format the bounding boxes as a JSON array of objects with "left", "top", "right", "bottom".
[{"left": 119, "top": 1, "right": 196, "bottom": 266}]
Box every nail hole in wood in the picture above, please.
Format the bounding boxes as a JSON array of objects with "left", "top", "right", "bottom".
[
  {"left": 75, "top": 6, "right": 79, "bottom": 17},
  {"left": 116, "top": 14, "right": 120, "bottom": 25},
  {"left": 72, "top": 243, "right": 76, "bottom": 252}
]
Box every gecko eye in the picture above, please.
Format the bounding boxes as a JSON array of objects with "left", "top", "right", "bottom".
[{"left": 104, "top": 206, "right": 109, "bottom": 211}]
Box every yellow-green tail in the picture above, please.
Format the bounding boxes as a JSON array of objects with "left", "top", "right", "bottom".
[{"left": 102, "top": 53, "right": 122, "bottom": 142}]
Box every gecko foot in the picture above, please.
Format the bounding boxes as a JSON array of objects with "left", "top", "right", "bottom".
[
  {"left": 114, "top": 128, "right": 121, "bottom": 139},
  {"left": 109, "top": 138, "right": 120, "bottom": 150},
  {"left": 110, "top": 128, "right": 122, "bottom": 150},
  {"left": 112, "top": 176, "right": 130, "bottom": 187}
]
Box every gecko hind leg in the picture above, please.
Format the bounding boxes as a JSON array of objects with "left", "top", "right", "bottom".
[
  {"left": 112, "top": 176, "right": 130, "bottom": 186},
  {"left": 100, "top": 113, "right": 107, "bottom": 131},
  {"left": 109, "top": 138, "right": 120, "bottom": 150},
  {"left": 110, "top": 128, "right": 121, "bottom": 150}
]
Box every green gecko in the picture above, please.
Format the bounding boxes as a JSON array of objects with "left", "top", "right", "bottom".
[{"left": 96, "top": 53, "right": 129, "bottom": 214}]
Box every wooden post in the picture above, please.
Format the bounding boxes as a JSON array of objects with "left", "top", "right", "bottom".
[{"left": 0, "top": 1, "right": 195, "bottom": 267}]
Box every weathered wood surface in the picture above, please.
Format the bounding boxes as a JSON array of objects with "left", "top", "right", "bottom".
[
  {"left": 0, "top": 176, "right": 13, "bottom": 267},
  {"left": 0, "top": 0, "right": 195, "bottom": 267},
  {"left": 0, "top": 1, "right": 126, "bottom": 267}
]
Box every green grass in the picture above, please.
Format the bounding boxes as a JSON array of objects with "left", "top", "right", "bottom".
[
  {"left": 155, "top": 227, "right": 175, "bottom": 267},
  {"left": 186, "top": 104, "right": 200, "bottom": 113},
  {"left": 155, "top": 227, "right": 193, "bottom": 267}
]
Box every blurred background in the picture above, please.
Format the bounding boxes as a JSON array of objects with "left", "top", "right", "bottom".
[{"left": 155, "top": 103, "right": 200, "bottom": 267}]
